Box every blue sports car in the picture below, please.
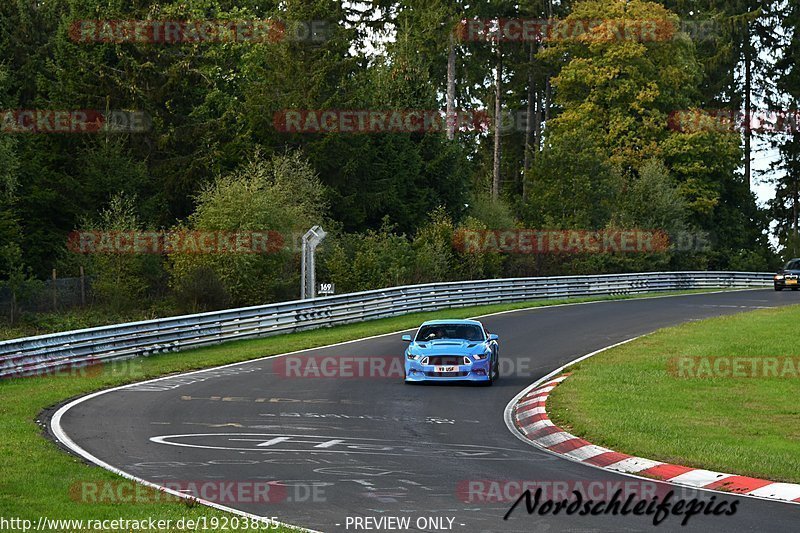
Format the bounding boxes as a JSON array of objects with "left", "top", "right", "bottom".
[{"left": 402, "top": 319, "right": 499, "bottom": 385}]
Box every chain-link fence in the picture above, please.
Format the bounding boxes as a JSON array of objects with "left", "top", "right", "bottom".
[{"left": 0, "top": 276, "right": 92, "bottom": 319}]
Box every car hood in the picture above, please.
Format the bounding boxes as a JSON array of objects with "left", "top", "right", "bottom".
[
  {"left": 407, "top": 340, "right": 489, "bottom": 356},
  {"left": 779, "top": 270, "right": 800, "bottom": 275}
]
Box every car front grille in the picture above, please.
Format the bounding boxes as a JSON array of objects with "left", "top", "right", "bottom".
[
  {"left": 424, "top": 371, "right": 470, "bottom": 378},
  {"left": 426, "top": 356, "right": 468, "bottom": 366}
]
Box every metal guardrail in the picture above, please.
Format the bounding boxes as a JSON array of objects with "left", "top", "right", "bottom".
[{"left": 0, "top": 272, "right": 773, "bottom": 378}]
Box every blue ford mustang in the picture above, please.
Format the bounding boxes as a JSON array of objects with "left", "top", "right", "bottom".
[{"left": 402, "top": 319, "right": 499, "bottom": 385}]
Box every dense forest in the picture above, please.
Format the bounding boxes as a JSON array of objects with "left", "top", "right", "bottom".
[{"left": 0, "top": 0, "right": 797, "bottom": 321}]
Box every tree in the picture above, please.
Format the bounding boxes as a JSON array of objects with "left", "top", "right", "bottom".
[
  {"left": 663, "top": 0, "right": 781, "bottom": 190},
  {"left": 0, "top": 130, "right": 20, "bottom": 272},
  {"left": 767, "top": 0, "right": 800, "bottom": 260}
]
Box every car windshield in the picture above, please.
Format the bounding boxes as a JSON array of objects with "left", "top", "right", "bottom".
[
  {"left": 785, "top": 260, "right": 800, "bottom": 270},
  {"left": 415, "top": 324, "right": 485, "bottom": 342}
]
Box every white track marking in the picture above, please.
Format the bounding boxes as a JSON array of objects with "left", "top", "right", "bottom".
[
  {"left": 605, "top": 457, "right": 663, "bottom": 474},
  {"left": 563, "top": 444, "right": 613, "bottom": 462},
  {"left": 668, "top": 469, "right": 734, "bottom": 487},
  {"left": 532, "top": 432, "right": 576, "bottom": 448},
  {"left": 748, "top": 483, "right": 800, "bottom": 501}
]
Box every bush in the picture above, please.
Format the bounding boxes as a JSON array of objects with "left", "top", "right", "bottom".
[
  {"left": 321, "top": 208, "right": 508, "bottom": 292},
  {"left": 80, "top": 194, "right": 159, "bottom": 312},
  {"left": 172, "top": 266, "right": 230, "bottom": 313},
  {"left": 168, "top": 149, "right": 328, "bottom": 306},
  {"left": 321, "top": 218, "right": 414, "bottom": 292}
]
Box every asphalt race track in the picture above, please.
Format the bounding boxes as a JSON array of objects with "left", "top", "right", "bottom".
[{"left": 51, "top": 290, "right": 800, "bottom": 533}]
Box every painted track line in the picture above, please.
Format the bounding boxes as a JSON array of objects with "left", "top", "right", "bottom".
[
  {"left": 504, "top": 341, "right": 800, "bottom": 507},
  {"left": 50, "top": 393, "right": 322, "bottom": 532}
]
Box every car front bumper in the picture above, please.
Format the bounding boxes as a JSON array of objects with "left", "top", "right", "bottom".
[{"left": 404, "top": 359, "right": 492, "bottom": 382}]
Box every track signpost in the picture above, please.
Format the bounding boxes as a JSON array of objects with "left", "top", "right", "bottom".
[{"left": 300, "top": 226, "right": 327, "bottom": 300}]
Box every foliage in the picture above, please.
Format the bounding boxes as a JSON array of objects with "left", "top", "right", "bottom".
[
  {"left": 168, "top": 150, "right": 328, "bottom": 308},
  {"left": 0, "top": 243, "right": 42, "bottom": 324},
  {"left": 0, "top": 0, "right": 787, "bottom": 322}
]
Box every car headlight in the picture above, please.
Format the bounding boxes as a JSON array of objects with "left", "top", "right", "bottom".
[
  {"left": 776, "top": 275, "right": 785, "bottom": 280},
  {"left": 406, "top": 353, "right": 418, "bottom": 360},
  {"left": 473, "top": 351, "right": 491, "bottom": 361}
]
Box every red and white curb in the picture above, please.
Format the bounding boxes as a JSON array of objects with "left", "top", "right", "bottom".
[{"left": 508, "top": 372, "right": 800, "bottom": 506}]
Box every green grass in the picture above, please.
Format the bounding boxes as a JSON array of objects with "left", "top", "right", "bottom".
[
  {"left": 0, "top": 289, "right": 731, "bottom": 531},
  {"left": 549, "top": 304, "right": 800, "bottom": 484}
]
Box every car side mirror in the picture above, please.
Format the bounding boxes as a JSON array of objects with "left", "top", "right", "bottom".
[
  {"left": 488, "top": 334, "right": 499, "bottom": 341},
  {"left": 402, "top": 335, "right": 412, "bottom": 342}
]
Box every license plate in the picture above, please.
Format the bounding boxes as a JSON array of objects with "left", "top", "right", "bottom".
[
  {"left": 788, "top": 279, "right": 797, "bottom": 285},
  {"left": 434, "top": 366, "right": 457, "bottom": 373}
]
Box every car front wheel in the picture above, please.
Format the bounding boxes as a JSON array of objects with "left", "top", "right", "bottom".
[{"left": 487, "top": 354, "right": 499, "bottom": 385}]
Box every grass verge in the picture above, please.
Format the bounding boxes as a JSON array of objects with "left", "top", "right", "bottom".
[
  {"left": 0, "top": 289, "right": 732, "bottom": 531},
  {"left": 548, "top": 304, "right": 800, "bottom": 484}
]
